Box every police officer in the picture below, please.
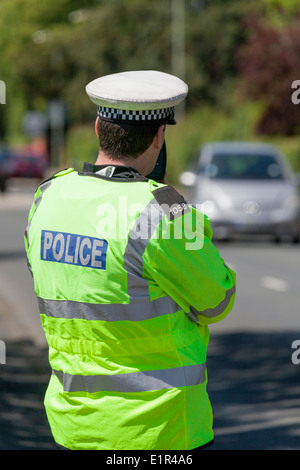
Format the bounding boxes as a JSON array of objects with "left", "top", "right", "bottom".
[{"left": 24, "top": 70, "right": 236, "bottom": 451}]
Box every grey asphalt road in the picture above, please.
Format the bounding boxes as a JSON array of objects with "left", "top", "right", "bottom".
[{"left": 0, "top": 179, "right": 299, "bottom": 450}]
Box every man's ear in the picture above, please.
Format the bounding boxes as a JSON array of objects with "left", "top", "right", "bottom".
[
  {"left": 95, "top": 116, "right": 100, "bottom": 138},
  {"left": 155, "top": 124, "right": 166, "bottom": 149}
]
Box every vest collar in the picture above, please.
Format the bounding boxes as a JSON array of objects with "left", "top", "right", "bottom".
[{"left": 80, "top": 162, "right": 148, "bottom": 181}]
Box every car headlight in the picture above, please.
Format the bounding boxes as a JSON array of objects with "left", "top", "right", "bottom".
[
  {"left": 202, "top": 200, "right": 218, "bottom": 218},
  {"left": 218, "top": 194, "right": 233, "bottom": 210},
  {"left": 282, "top": 192, "right": 299, "bottom": 210}
]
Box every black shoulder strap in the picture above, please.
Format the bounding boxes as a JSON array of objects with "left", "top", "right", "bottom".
[{"left": 152, "top": 185, "right": 190, "bottom": 221}]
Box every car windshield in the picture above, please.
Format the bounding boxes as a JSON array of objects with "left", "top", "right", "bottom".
[{"left": 201, "top": 152, "right": 284, "bottom": 180}]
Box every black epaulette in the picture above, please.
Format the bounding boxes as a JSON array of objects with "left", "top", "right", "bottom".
[{"left": 152, "top": 185, "right": 190, "bottom": 221}]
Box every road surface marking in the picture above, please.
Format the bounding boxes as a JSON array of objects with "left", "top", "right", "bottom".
[{"left": 260, "top": 276, "right": 289, "bottom": 292}]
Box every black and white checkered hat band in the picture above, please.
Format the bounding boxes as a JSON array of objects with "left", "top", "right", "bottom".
[{"left": 97, "top": 105, "right": 175, "bottom": 123}]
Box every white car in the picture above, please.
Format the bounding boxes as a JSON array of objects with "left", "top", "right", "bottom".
[{"left": 180, "top": 141, "right": 300, "bottom": 242}]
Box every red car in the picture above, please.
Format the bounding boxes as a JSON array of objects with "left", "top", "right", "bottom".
[{"left": 9, "top": 146, "right": 48, "bottom": 180}]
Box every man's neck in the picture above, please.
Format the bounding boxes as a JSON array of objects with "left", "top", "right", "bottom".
[
  {"left": 95, "top": 149, "right": 155, "bottom": 176},
  {"left": 95, "top": 151, "right": 134, "bottom": 167}
]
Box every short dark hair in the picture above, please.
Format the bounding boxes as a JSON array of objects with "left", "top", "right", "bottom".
[{"left": 96, "top": 119, "right": 160, "bottom": 160}]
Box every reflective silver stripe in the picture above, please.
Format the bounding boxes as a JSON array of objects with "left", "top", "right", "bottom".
[
  {"left": 25, "top": 180, "right": 52, "bottom": 276},
  {"left": 124, "top": 198, "right": 164, "bottom": 300},
  {"left": 38, "top": 296, "right": 182, "bottom": 321},
  {"left": 189, "top": 284, "right": 236, "bottom": 320},
  {"left": 25, "top": 180, "right": 52, "bottom": 249},
  {"left": 52, "top": 363, "right": 206, "bottom": 393}
]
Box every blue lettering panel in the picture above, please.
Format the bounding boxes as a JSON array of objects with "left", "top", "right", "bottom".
[{"left": 41, "top": 230, "right": 108, "bottom": 269}]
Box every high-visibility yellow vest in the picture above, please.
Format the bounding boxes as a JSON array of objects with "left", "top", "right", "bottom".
[{"left": 24, "top": 163, "right": 236, "bottom": 450}]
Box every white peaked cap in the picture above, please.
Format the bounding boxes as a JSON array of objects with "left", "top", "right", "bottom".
[{"left": 85, "top": 70, "right": 188, "bottom": 125}]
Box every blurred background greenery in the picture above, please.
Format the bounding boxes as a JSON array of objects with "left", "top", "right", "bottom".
[{"left": 1, "top": 0, "right": 300, "bottom": 184}]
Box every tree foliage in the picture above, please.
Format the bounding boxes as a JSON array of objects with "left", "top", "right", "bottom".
[
  {"left": 0, "top": 0, "right": 299, "bottom": 139},
  {"left": 0, "top": 0, "right": 173, "bottom": 123},
  {"left": 237, "top": 10, "right": 300, "bottom": 135}
]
